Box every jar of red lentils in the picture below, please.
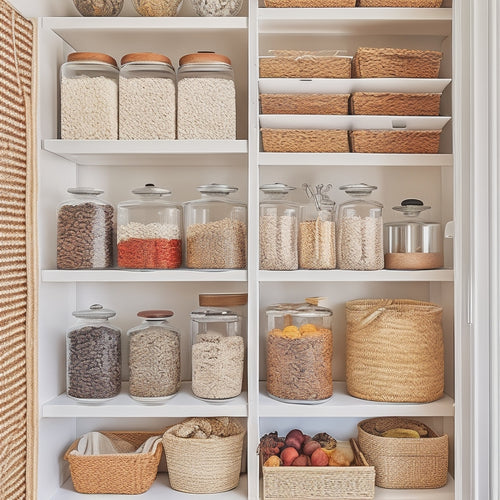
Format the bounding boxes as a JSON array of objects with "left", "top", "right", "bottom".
[{"left": 117, "top": 184, "right": 182, "bottom": 269}]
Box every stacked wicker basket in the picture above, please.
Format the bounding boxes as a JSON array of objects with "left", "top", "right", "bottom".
[{"left": 263, "top": 0, "right": 443, "bottom": 7}]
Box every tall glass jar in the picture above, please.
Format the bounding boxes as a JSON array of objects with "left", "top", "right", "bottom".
[
  {"left": 259, "top": 183, "right": 298, "bottom": 271},
  {"left": 117, "top": 184, "right": 182, "bottom": 269},
  {"left": 191, "top": 306, "right": 244, "bottom": 401},
  {"left": 184, "top": 184, "right": 247, "bottom": 269},
  {"left": 60, "top": 52, "right": 118, "bottom": 140},
  {"left": 177, "top": 52, "right": 236, "bottom": 140},
  {"left": 119, "top": 53, "right": 176, "bottom": 140},
  {"left": 57, "top": 187, "right": 114, "bottom": 270},
  {"left": 337, "top": 183, "right": 384, "bottom": 270},
  {"left": 190, "top": 0, "right": 243, "bottom": 16},
  {"left": 66, "top": 304, "right": 121, "bottom": 403},
  {"left": 127, "top": 310, "right": 181, "bottom": 404},
  {"left": 266, "top": 298, "right": 333, "bottom": 403}
]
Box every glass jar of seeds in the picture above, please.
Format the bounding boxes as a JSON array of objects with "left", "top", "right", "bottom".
[
  {"left": 177, "top": 52, "right": 236, "bottom": 140},
  {"left": 117, "top": 184, "right": 182, "bottom": 269},
  {"left": 190, "top": 0, "right": 243, "bottom": 16},
  {"left": 66, "top": 304, "right": 121, "bottom": 403},
  {"left": 119, "top": 53, "right": 176, "bottom": 140},
  {"left": 337, "top": 183, "right": 384, "bottom": 271},
  {"left": 183, "top": 184, "right": 247, "bottom": 269},
  {"left": 259, "top": 183, "right": 299, "bottom": 271},
  {"left": 127, "top": 310, "right": 181, "bottom": 404},
  {"left": 60, "top": 52, "right": 118, "bottom": 140},
  {"left": 57, "top": 187, "right": 114, "bottom": 270},
  {"left": 191, "top": 305, "right": 244, "bottom": 401}
]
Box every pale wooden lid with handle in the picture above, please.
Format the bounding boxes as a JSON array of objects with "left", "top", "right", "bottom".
[{"left": 67, "top": 52, "right": 118, "bottom": 68}]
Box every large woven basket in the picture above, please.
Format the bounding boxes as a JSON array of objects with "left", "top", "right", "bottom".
[
  {"left": 262, "top": 128, "right": 349, "bottom": 152},
  {"left": 264, "top": 0, "right": 356, "bottom": 6},
  {"left": 261, "top": 93, "right": 349, "bottom": 115},
  {"left": 349, "top": 129, "right": 442, "bottom": 153},
  {"left": 64, "top": 431, "right": 163, "bottom": 494},
  {"left": 357, "top": 0, "right": 443, "bottom": 6},
  {"left": 260, "top": 53, "right": 352, "bottom": 78},
  {"left": 358, "top": 417, "right": 448, "bottom": 489},
  {"left": 345, "top": 299, "right": 444, "bottom": 402},
  {"left": 352, "top": 48, "right": 443, "bottom": 78},
  {"left": 349, "top": 92, "right": 441, "bottom": 116},
  {"left": 162, "top": 424, "right": 246, "bottom": 493}
]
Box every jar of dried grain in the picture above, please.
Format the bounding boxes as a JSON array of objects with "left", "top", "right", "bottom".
[
  {"left": 191, "top": 306, "right": 244, "bottom": 401},
  {"left": 177, "top": 52, "right": 236, "bottom": 139},
  {"left": 117, "top": 184, "right": 182, "bottom": 269},
  {"left": 259, "top": 183, "right": 299, "bottom": 271},
  {"left": 57, "top": 187, "right": 114, "bottom": 270},
  {"left": 60, "top": 52, "right": 118, "bottom": 140},
  {"left": 183, "top": 184, "right": 247, "bottom": 269},
  {"left": 337, "top": 183, "right": 384, "bottom": 271},
  {"left": 132, "top": 0, "right": 183, "bottom": 16},
  {"left": 73, "top": 0, "right": 123, "bottom": 16},
  {"left": 119, "top": 52, "right": 176, "bottom": 140},
  {"left": 66, "top": 304, "right": 121, "bottom": 403},
  {"left": 190, "top": 0, "right": 243, "bottom": 16},
  {"left": 266, "top": 298, "right": 333, "bottom": 404},
  {"left": 127, "top": 310, "right": 181, "bottom": 404}
]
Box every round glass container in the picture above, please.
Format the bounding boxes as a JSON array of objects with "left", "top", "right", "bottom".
[
  {"left": 191, "top": 306, "right": 244, "bottom": 401},
  {"left": 127, "top": 310, "right": 181, "bottom": 404},
  {"left": 117, "top": 184, "right": 182, "bottom": 269},
  {"left": 384, "top": 199, "right": 444, "bottom": 270},
  {"left": 73, "top": 0, "right": 123, "bottom": 16},
  {"left": 177, "top": 52, "right": 236, "bottom": 140},
  {"left": 183, "top": 184, "right": 247, "bottom": 269},
  {"left": 119, "top": 53, "right": 176, "bottom": 140},
  {"left": 66, "top": 304, "right": 121, "bottom": 403},
  {"left": 337, "top": 183, "right": 384, "bottom": 271},
  {"left": 190, "top": 0, "right": 243, "bottom": 16},
  {"left": 266, "top": 298, "right": 333, "bottom": 404},
  {"left": 57, "top": 187, "right": 114, "bottom": 270},
  {"left": 60, "top": 52, "right": 118, "bottom": 140},
  {"left": 259, "top": 183, "right": 298, "bottom": 271},
  {"left": 132, "top": 0, "right": 183, "bottom": 16}
]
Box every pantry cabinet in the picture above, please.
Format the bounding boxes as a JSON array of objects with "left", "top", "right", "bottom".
[{"left": 6, "top": 0, "right": 494, "bottom": 498}]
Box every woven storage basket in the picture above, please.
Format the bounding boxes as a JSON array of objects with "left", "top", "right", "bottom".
[
  {"left": 162, "top": 423, "right": 246, "bottom": 493},
  {"left": 357, "top": 0, "right": 443, "bottom": 6},
  {"left": 345, "top": 299, "right": 444, "bottom": 402},
  {"left": 352, "top": 48, "right": 443, "bottom": 78},
  {"left": 262, "top": 128, "right": 349, "bottom": 153},
  {"left": 261, "top": 93, "right": 349, "bottom": 115},
  {"left": 349, "top": 92, "right": 441, "bottom": 116},
  {"left": 358, "top": 417, "right": 448, "bottom": 489},
  {"left": 64, "top": 431, "right": 163, "bottom": 494},
  {"left": 260, "top": 53, "right": 352, "bottom": 79},
  {"left": 264, "top": 0, "right": 356, "bottom": 6},
  {"left": 349, "top": 130, "right": 441, "bottom": 153}
]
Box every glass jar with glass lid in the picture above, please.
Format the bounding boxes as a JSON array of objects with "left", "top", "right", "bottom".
[
  {"left": 66, "top": 304, "right": 121, "bottom": 403},
  {"left": 127, "top": 310, "right": 181, "bottom": 404},
  {"left": 337, "top": 183, "right": 384, "bottom": 271},
  {"left": 183, "top": 183, "right": 247, "bottom": 269},
  {"left": 117, "top": 184, "right": 182, "bottom": 269}
]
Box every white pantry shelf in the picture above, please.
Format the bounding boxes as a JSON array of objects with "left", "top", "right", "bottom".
[
  {"left": 42, "top": 139, "right": 248, "bottom": 167},
  {"left": 42, "top": 269, "right": 248, "bottom": 283},
  {"left": 374, "top": 476, "right": 454, "bottom": 500},
  {"left": 43, "top": 382, "right": 248, "bottom": 418},
  {"left": 258, "top": 8, "right": 452, "bottom": 36},
  {"left": 258, "top": 382, "right": 454, "bottom": 418}
]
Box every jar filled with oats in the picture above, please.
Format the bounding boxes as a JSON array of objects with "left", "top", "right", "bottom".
[
  {"left": 259, "top": 183, "right": 298, "bottom": 271},
  {"left": 127, "top": 310, "right": 181, "bottom": 404},
  {"left": 119, "top": 52, "right": 176, "bottom": 140},
  {"left": 337, "top": 183, "right": 384, "bottom": 271},
  {"left": 183, "top": 184, "right": 247, "bottom": 269},
  {"left": 60, "top": 52, "right": 118, "bottom": 140},
  {"left": 190, "top": 305, "right": 244, "bottom": 401},
  {"left": 266, "top": 298, "right": 333, "bottom": 404}
]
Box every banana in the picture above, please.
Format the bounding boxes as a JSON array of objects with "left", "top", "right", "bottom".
[{"left": 381, "top": 428, "right": 421, "bottom": 439}]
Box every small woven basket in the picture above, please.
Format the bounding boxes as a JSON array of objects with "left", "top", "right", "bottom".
[
  {"left": 349, "top": 92, "right": 441, "bottom": 116},
  {"left": 162, "top": 424, "right": 246, "bottom": 493},
  {"left": 261, "top": 128, "right": 349, "bottom": 152},
  {"left": 358, "top": 417, "right": 448, "bottom": 489},
  {"left": 264, "top": 0, "right": 356, "bottom": 6},
  {"left": 349, "top": 129, "right": 442, "bottom": 153},
  {"left": 261, "top": 93, "right": 349, "bottom": 115},
  {"left": 64, "top": 431, "right": 163, "bottom": 494},
  {"left": 345, "top": 299, "right": 444, "bottom": 402},
  {"left": 357, "top": 0, "right": 443, "bottom": 6},
  {"left": 352, "top": 47, "right": 443, "bottom": 78}
]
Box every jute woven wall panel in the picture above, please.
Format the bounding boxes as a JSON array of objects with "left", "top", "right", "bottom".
[{"left": 0, "top": 2, "right": 37, "bottom": 499}]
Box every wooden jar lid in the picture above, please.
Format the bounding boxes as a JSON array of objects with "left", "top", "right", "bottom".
[
  {"left": 179, "top": 52, "right": 232, "bottom": 67},
  {"left": 137, "top": 310, "right": 174, "bottom": 318},
  {"left": 199, "top": 293, "right": 248, "bottom": 307},
  {"left": 121, "top": 52, "right": 173, "bottom": 66},
  {"left": 67, "top": 52, "right": 118, "bottom": 67}
]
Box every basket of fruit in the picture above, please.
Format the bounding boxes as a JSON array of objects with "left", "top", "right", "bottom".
[{"left": 260, "top": 428, "right": 375, "bottom": 499}]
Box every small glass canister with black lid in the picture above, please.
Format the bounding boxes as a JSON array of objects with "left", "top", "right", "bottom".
[{"left": 66, "top": 304, "right": 121, "bottom": 403}]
